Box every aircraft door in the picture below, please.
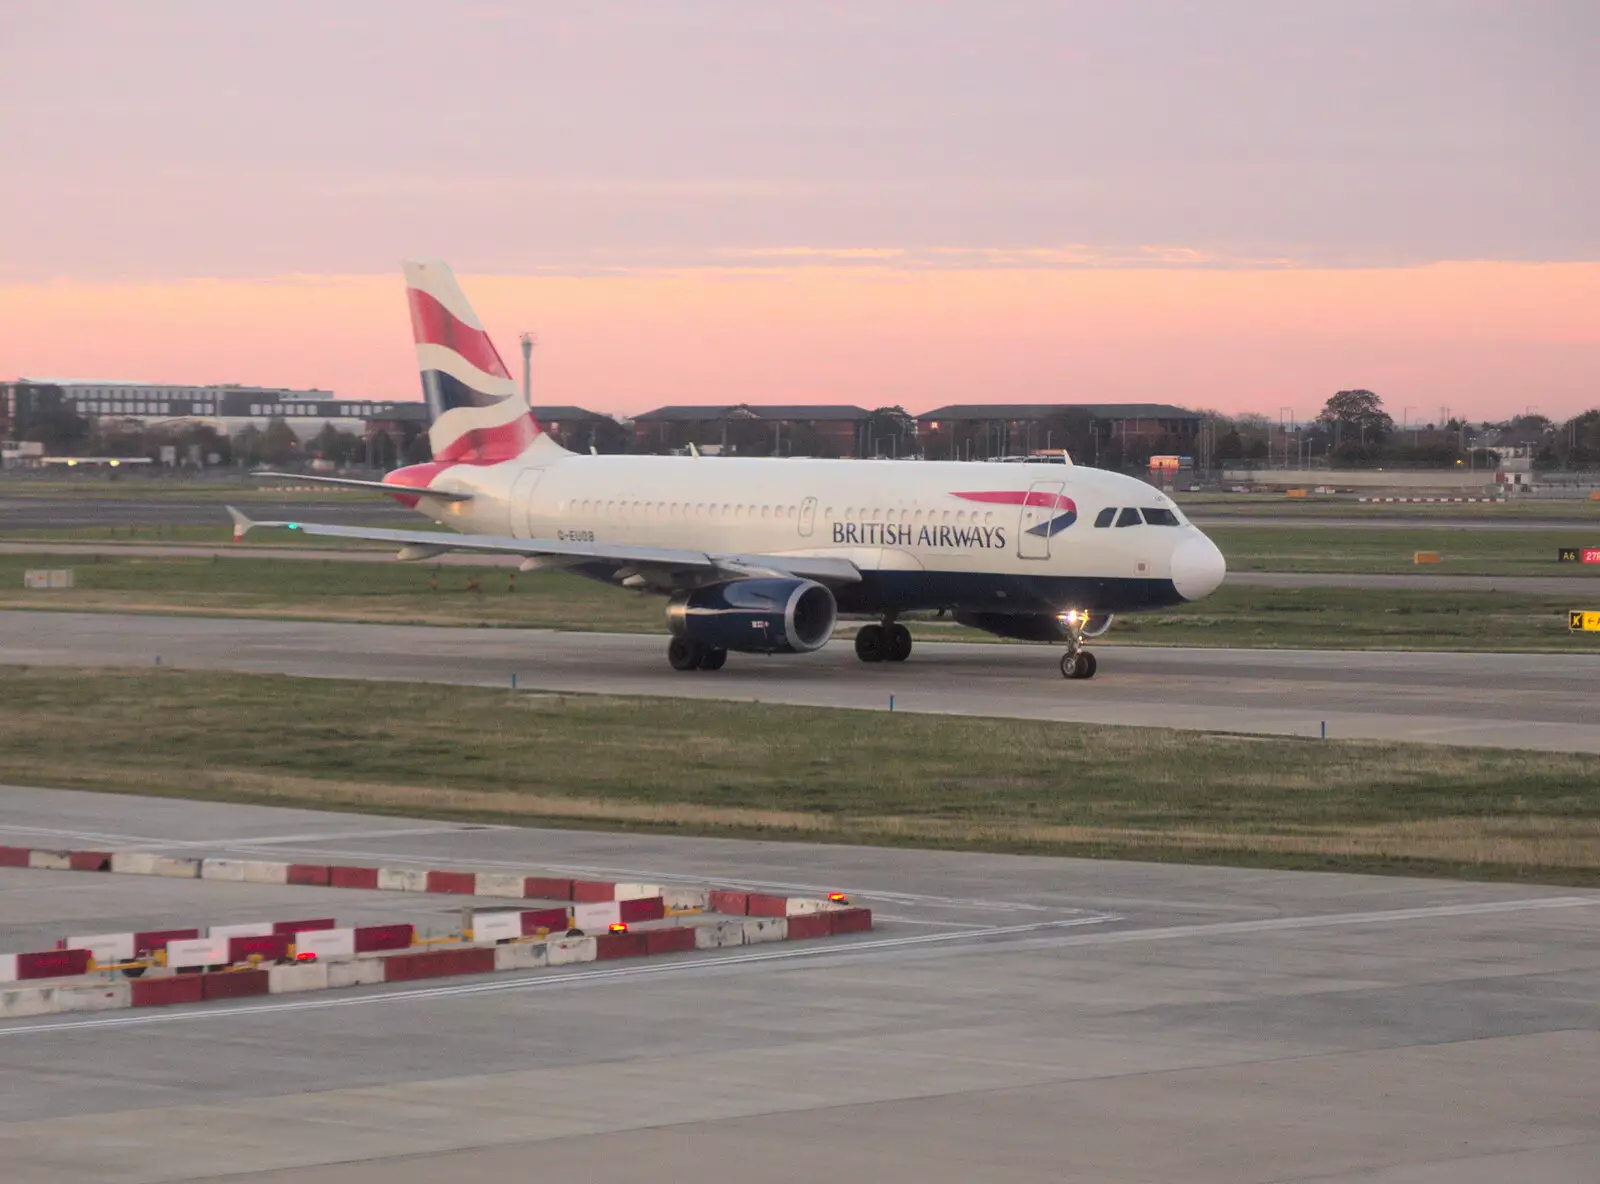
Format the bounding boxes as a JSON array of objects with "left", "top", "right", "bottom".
[
  {"left": 511, "top": 469, "right": 544, "bottom": 539},
  {"left": 798, "top": 496, "right": 817, "bottom": 538},
  {"left": 1017, "top": 480, "right": 1064, "bottom": 560}
]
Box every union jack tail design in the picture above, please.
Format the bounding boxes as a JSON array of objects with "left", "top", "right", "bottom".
[{"left": 404, "top": 260, "right": 555, "bottom": 464}]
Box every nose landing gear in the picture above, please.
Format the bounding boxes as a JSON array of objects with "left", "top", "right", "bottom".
[
  {"left": 1061, "top": 650, "right": 1097, "bottom": 679},
  {"left": 855, "top": 621, "right": 912, "bottom": 663},
  {"left": 1058, "top": 610, "right": 1097, "bottom": 680}
]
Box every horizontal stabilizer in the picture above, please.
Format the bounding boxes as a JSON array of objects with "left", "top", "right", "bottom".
[{"left": 249, "top": 472, "right": 474, "bottom": 501}]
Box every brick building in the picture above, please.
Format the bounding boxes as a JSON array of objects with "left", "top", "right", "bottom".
[
  {"left": 917, "top": 403, "right": 1205, "bottom": 464},
  {"left": 632, "top": 404, "right": 871, "bottom": 457}
]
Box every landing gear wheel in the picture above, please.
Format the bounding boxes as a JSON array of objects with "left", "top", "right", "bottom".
[
  {"left": 668, "top": 637, "right": 705, "bottom": 671},
  {"left": 854, "top": 625, "right": 886, "bottom": 663},
  {"left": 885, "top": 623, "right": 913, "bottom": 662},
  {"left": 1060, "top": 651, "right": 1098, "bottom": 680},
  {"left": 698, "top": 646, "right": 728, "bottom": 671}
]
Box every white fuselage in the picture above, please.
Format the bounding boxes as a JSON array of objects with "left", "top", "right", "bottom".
[{"left": 407, "top": 447, "right": 1227, "bottom": 616}]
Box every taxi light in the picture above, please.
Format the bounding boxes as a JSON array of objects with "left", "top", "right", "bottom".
[
  {"left": 827, "top": 892, "right": 849, "bottom": 903},
  {"left": 607, "top": 922, "right": 629, "bottom": 934}
]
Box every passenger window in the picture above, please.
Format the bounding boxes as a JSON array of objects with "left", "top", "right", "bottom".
[
  {"left": 1142, "top": 508, "right": 1180, "bottom": 526},
  {"left": 1094, "top": 507, "right": 1116, "bottom": 528},
  {"left": 1115, "top": 507, "right": 1141, "bottom": 527}
]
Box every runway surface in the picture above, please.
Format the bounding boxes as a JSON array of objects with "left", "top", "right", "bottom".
[
  {"left": 1, "top": 787, "right": 1597, "bottom": 1183},
  {"left": 3, "top": 540, "right": 1597, "bottom": 594},
  {"left": 0, "top": 495, "right": 408, "bottom": 530},
  {"left": 1194, "top": 514, "right": 1600, "bottom": 531},
  {"left": 4, "top": 609, "right": 1599, "bottom": 751}
]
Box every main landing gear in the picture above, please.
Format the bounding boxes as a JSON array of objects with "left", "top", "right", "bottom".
[
  {"left": 854, "top": 621, "right": 912, "bottom": 663},
  {"left": 1058, "top": 609, "right": 1097, "bottom": 680},
  {"left": 667, "top": 637, "right": 728, "bottom": 672}
]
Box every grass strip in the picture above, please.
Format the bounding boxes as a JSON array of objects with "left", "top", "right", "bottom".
[{"left": 3, "top": 667, "right": 1598, "bottom": 885}]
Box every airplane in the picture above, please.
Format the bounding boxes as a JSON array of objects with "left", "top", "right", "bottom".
[{"left": 229, "top": 260, "right": 1226, "bottom": 679}]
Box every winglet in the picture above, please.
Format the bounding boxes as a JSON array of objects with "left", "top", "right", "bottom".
[{"left": 225, "top": 505, "right": 254, "bottom": 543}]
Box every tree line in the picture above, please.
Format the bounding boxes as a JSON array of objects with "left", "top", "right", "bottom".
[{"left": 1200, "top": 390, "right": 1600, "bottom": 470}]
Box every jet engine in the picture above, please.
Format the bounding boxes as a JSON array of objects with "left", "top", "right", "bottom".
[
  {"left": 953, "top": 611, "right": 1114, "bottom": 642},
  {"left": 667, "top": 578, "right": 837, "bottom": 654}
]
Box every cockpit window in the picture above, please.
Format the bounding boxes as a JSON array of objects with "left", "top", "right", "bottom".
[
  {"left": 1093, "top": 507, "right": 1116, "bottom": 528},
  {"left": 1115, "top": 507, "right": 1142, "bottom": 528},
  {"left": 1141, "top": 508, "right": 1181, "bottom": 526}
]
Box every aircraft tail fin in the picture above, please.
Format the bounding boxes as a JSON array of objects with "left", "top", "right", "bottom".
[{"left": 404, "top": 260, "right": 564, "bottom": 463}]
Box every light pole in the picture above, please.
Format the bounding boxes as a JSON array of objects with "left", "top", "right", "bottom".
[{"left": 519, "top": 333, "right": 535, "bottom": 403}]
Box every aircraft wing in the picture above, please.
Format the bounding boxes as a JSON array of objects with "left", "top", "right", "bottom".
[{"left": 225, "top": 507, "right": 861, "bottom": 587}]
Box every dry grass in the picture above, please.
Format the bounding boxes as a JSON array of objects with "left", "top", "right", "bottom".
[{"left": 3, "top": 667, "right": 1600, "bottom": 883}]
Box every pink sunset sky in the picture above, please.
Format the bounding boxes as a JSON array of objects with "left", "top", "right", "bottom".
[{"left": 2, "top": 1, "right": 1595, "bottom": 423}]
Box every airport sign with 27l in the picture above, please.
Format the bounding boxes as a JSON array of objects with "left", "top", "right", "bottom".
[
  {"left": 1569, "top": 611, "right": 1600, "bottom": 632},
  {"left": 1557, "top": 547, "right": 1600, "bottom": 563}
]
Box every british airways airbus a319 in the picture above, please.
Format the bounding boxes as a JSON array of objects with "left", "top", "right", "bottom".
[{"left": 229, "top": 261, "right": 1226, "bottom": 679}]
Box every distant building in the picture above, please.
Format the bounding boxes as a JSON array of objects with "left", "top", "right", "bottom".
[
  {"left": 0, "top": 378, "right": 392, "bottom": 442},
  {"left": 528, "top": 406, "right": 628, "bottom": 453},
  {"left": 917, "top": 403, "right": 1205, "bottom": 464},
  {"left": 1, "top": 379, "right": 625, "bottom": 465},
  {"left": 632, "top": 404, "right": 872, "bottom": 456}
]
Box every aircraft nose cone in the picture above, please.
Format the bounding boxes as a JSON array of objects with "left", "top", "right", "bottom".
[{"left": 1172, "top": 534, "right": 1226, "bottom": 601}]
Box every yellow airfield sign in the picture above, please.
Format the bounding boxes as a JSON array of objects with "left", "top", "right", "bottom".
[{"left": 1569, "top": 611, "right": 1600, "bottom": 632}]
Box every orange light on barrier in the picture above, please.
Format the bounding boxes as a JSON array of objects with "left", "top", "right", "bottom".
[
  {"left": 295, "top": 951, "right": 318, "bottom": 963},
  {"left": 607, "top": 922, "right": 629, "bottom": 934},
  {"left": 827, "top": 892, "right": 850, "bottom": 904}
]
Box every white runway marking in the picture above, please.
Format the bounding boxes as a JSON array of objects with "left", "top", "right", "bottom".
[
  {"left": 0, "top": 914, "right": 1120, "bottom": 1038},
  {"left": 141, "top": 824, "right": 513, "bottom": 850},
  {"left": 4, "top": 895, "right": 1594, "bottom": 1040},
  {"left": 0, "top": 823, "right": 175, "bottom": 846}
]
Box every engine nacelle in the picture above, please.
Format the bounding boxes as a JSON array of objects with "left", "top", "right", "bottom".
[
  {"left": 668, "top": 578, "right": 837, "bottom": 654},
  {"left": 953, "top": 611, "right": 1114, "bottom": 642}
]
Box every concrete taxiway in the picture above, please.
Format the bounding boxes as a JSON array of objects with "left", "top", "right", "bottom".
[
  {"left": 1, "top": 786, "right": 1597, "bottom": 1183},
  {"left": 0, "top": 495, "right": 407, "bottom": 531},
  {"left": 3, "top": 609, "right": 1599, "bottom": 752},
  {"left": 1194, "top": 514, "right": 1600, "bottom": 531}
]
